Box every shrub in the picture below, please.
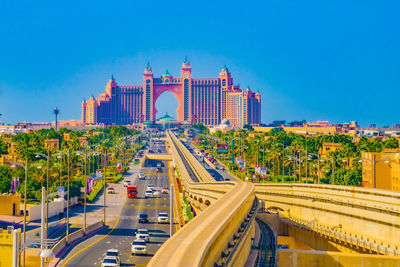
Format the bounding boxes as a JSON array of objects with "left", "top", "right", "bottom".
[{"left": 86, "top": 182, "right": 104, "bottom": 203}]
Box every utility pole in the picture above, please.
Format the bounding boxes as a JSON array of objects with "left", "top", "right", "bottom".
[
  {"left": 41, "top": 187, "right": 45, "bottom": 267},
  {"left": 66, "top": 149, "right": 70, "bottom": 244},
  {"left": 83, "top": 148, "right": 87, "bottom": 235},
  {"left": 103, "top": 148, "right": 107, "bottom": 225},
  {"left": 46, "top": 149, "right": 49, "bottom": 244},
  {"left": 170, "top": 183, "right": 174, "bottom": 237},
  {"left": 23, "top": 158, "right": 27, "bottom": 267}
]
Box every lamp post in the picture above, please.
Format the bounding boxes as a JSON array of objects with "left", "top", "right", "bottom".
[
  {"left": 308, "top": 152, "right": 320, "bottom": 184},
  {"left": 76, "top": 150, "right": 88, "bottom": 234},
  {"left": 11, "top": 159, "right": 28, "bottom": 267},
  {"left": 35, "top": 151, "right": 50, "bottom": 238}
]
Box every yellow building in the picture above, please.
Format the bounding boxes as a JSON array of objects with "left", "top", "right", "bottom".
[
  {"left": 361, "top": 149, "right": 400, "bottom": 191},
  {"left": 319, "top": 142, "right": 342, "bottom": 157},
  {"left": 78, "top": 136, "right": 89, "bottom": 147},
  {"left": 0, "top": 194, "right": 21, "bottom": 216},
  {"left": 0, "top": 228, "right": 20, "bottom": 267},
  {"left": 44, "top": 139, "right": 59, "bottom": 150},
  {"left": 254, "top": 126, "right": 338, "bottom": 136}
]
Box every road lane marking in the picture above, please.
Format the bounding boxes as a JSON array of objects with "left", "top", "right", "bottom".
[{"left": 60, "top": 217, "right": 120, "bottom": 267}]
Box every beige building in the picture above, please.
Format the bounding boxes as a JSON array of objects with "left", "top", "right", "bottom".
[
  {"left": 361, "top": 149, "right": 400, "bottom": 191},
  {"left": 319, "top": 142, "right": 342, "bottom": 157},
  {"left": 44, "top": 139, "right": 60, "bottom": 150}
]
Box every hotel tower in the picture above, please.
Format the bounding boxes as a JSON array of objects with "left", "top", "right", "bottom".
[{"left": 82, "top": 58, "right": 261, "bottom": 127}]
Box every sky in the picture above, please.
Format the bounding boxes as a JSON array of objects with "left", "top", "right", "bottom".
[{"left": 0, "top": 0, "right": 399, "bottom": 126}]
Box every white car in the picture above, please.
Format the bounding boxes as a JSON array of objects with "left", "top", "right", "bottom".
[
  {"left": 101, "top": 256, "right": 120, "bottom": 267},
  {"left": 105, "top": 249, "right": 120, "bottom": 263},
  {"left": 146, "top": 184, "right": 154, "bottom": 191},
  {"left": 145, "top": 190, "right": 153, "bottom": 198},
  {"left": 123, "top": 180, "right": 131, "bottom": 187},
  {"left": 152, "top": 190, "right": 161, "bottom": 197},
  {"left": 136, "top": 229, "right": 150, "bottom": 242},
  {"left": 131, "top": 239, "right": 147, "bottom": 255},
  {"left": 157, "top": 163, "right": 162, "bottom": 167},
  {"left": 157, "top": 212, "right": 169, "bottom": 223},
  {"left": 138, "top": 172, "right": 145, "bottom": 180}
]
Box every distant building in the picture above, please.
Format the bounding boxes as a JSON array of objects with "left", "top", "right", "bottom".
[
  {"left": 361, "top": 149, "right": 400, "bottom": 192},
  {"left": 82, "top": 59, "right": 261, "bottom": 127},
  {"left": 319, "top": 142, "right": 342, "bottom": 157},
  {"left": 44, "top": 139, "right": 59, "bottom": 150},
  {"left": 209, "top": 119, "right": 233, "bottom": 134}
]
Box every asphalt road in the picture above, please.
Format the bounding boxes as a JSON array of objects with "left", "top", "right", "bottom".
[{"left": 58, "top": 150, "right": 173, "bottom": 266}]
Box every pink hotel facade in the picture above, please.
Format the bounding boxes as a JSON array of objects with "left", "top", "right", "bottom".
[{"left": 82, "top": 58, "right": 261, "bottom": 127}]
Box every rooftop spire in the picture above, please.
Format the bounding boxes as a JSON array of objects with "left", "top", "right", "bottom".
[
  {"left": 146, "top": 62, "right": 152, "bottom": 70},
  {"left": 184, "top": 56, "right": 189, "bottom": 63},
  {"left": 111, "top": 74, "right": 115, "bottom": 80}
]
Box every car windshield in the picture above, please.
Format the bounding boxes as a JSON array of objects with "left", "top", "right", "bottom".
[
  {"left": 106, "top": 251, "right": 118, "bottom": 257},
  {"left": 138, "top": 230, "right": 148, "bottom": 234},
  {"left": 103, "top": 258, "right": 117, "bottom": 263},
  {"left": 145, "top": 190, "right": 152, "bottom": 193},
  {"left": 159, "top": 213, "right": 168, "bottom": 217},
  {"left": 139, "top": 214, "right": 148, "bottom": 218},
  {"left": 133, "top": 241, "right": 145, "bottom": 246}
]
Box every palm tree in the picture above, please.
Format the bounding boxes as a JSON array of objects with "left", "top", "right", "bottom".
[{"left": 53, "top": 107, "right": 60, "bottom": 131}]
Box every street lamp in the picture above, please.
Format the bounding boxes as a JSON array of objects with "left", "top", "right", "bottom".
[
  {"left": 308, "top": 152, "right": 320, "bottom": 184},
  {"left": 35, "top": 152, "right": 51, "bottom": 246},
  {"left": 11, "top": 159, "right": 28, "bottom": 267}
]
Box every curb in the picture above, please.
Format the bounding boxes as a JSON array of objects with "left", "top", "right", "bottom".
[{"left": 48, "top": 223, "right": 106, "bottom": 267}]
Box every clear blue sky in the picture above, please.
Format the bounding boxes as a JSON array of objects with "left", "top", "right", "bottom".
[{"left": 0, "top": 0, "right": 399, "bottom": 126}]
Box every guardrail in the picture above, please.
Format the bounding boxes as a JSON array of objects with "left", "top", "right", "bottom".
[
  {"left": 147, "top": 132, "right": 256, "bottom": 267},
  {"left": 254, "top": 183, "right": 400, "bottom": 256}
]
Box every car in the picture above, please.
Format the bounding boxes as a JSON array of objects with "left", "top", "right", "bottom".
[
  {"left": 105, "top": 249, "right": 120, "bottom": 262},
  {"left": 107, "top": 187, "right": 115, "bottom": 194},
  {"left": 157, "top": 163, "right": 162, "bottom": 167},
  {"left": 145, "top": 190, "right": 153, "bottom": 198},
  {"left": 157, "top": 212, "right": 169, "bottom": 224},
  {"left": 146, "top": 184, "right": 154, "bottom": 191},
  {"left": 156, "top": 167, "right": 162, "bottom": 173},
  {"left": 161, "top": 187, "right": 169, "bottom": 194},
  {"left": 138, "top": 213, "right": 149, "bottom": 223},
  {"left": 148, "top": 150, "right": 154, "bottom": 153},
  {"left": 136, "top": 229, "right": 150, "bottom": 242},
  {"left": 131, "top": 239, "right": 147, "bottom": 255},
  {"left": 101, "top": 256, "right": 120, "bottom": 267},
  {"left": 123, "top": 180, "right": 131, "bottom": 187},
  {"left": 138, "top": 172, "right": 145, "bottom": 180},
  {"left": 152, "top": 190, "right": 161, "bottom": 197}
]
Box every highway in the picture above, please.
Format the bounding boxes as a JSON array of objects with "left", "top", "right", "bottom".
[{"left": 57, "top": 141, "right": 173, "bottom": 267}]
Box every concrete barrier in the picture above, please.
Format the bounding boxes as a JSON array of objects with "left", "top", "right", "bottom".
[
  {"left": 278, "top": 249, "right": 400, "bottom": 267},
  {"left": 85, "top": 221, "right": 103, "bottom": 234},
  {"left": 148, "top": 132, "right": 256, "bottom": 267},
  {"left": 255, "top": 183, "right": 400, "bottom": 256}
]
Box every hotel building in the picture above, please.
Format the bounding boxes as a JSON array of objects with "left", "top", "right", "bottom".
[{"left": 82, "top": 58, "right": 261, "bottom": 127}]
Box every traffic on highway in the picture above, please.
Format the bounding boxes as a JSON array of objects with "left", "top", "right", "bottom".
[{"left": 58, "top": 139, "right": 174, "bottom": 267}]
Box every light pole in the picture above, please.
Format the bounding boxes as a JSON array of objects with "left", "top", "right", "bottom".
[
  {"left": 35, "top": 151, "right": 50, "bottom": 242},
  {"left": 66, "top": 149, "right": 70, "bottom": 244},
  {"left": 308, "top": 152, "right": 320, "bottom": 184},
  {"left": 76, "top": 149, "right": 89, "bottom": 234},
  {"left": 11, "top": 159, "right": 28, "bottom": 267}
]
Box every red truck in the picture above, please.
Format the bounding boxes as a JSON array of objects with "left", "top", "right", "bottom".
[{"left": 127, "top": 185, "right": 138, "bottom": 198}]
